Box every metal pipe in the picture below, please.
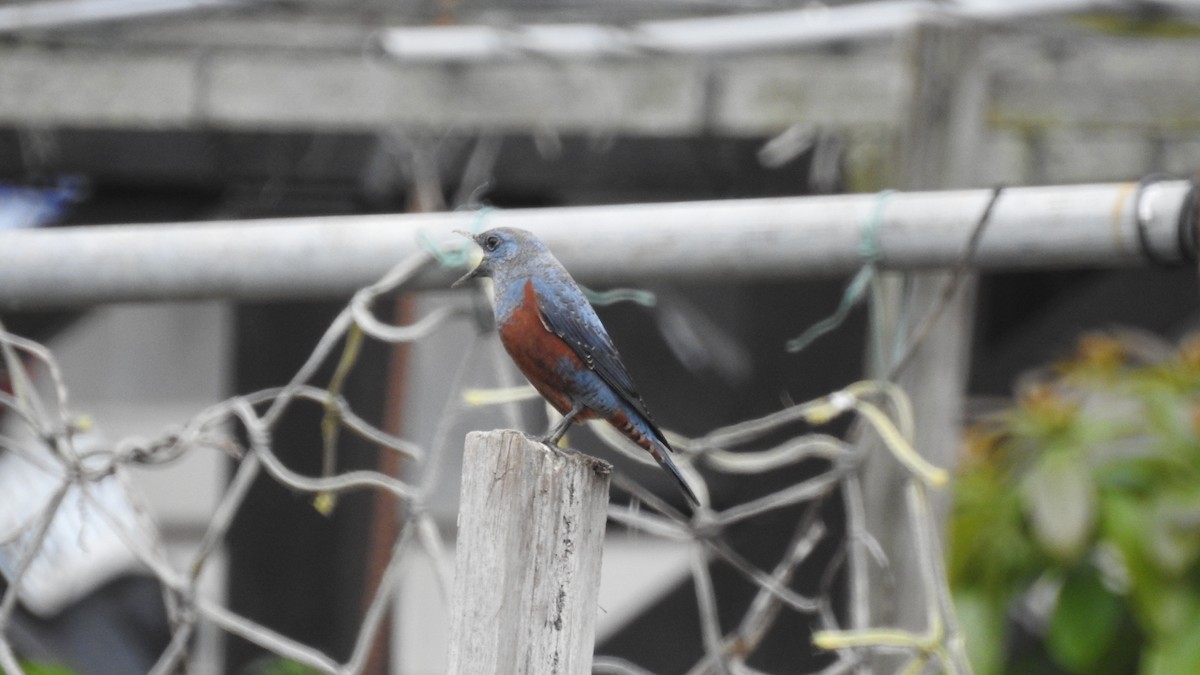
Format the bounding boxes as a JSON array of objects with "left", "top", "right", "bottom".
[
  {"left": 0, "top": 181, "right": 1191, "bottom": 308},
  {"left": 377, "top": 0, "right": 1174, "bottom": 62},
  {"left": 0, "top": 0, "right": 237, "bottom": 33}
]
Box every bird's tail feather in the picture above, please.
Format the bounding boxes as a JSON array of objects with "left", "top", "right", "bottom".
[{"left": 651, "top": 446, "right": 700, "bottom": 507}]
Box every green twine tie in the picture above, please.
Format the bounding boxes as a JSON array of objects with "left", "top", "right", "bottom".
[
  {"left": 584, "top": 286, "right": 657, "bottom": 307},
  {"left": 419, "top": 205, "right": 495, "bottom": 269},
  {"left": 786, "top": 190, "right": 893, "bottom": 353}
]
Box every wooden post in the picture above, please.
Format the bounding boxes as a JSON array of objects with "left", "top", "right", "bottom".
[
  {"left": 447, "top": 430, "right": 611, "bottom": 675},
  {"left": 857, "top": 18, "right": 984, "bottom": 664}
]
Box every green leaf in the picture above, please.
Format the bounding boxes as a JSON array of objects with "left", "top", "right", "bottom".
[
  {"left": 1096, "top": 457, "right": 1166, "bottom": 495},
  {"left": 242, "top": 658, "right": 324, "bottom": 675},
  {"left": 1047, "top": 566, "right": 1124, "bottom": 673},
  {"left": 953, "top": 590, "right": 1005, "bottom": 675},
  {"left": 1143, "top": 611, "right": 1200, "bottom": 675},
  {"left": 1147, "top": 496, "right": 1200, "bottom": 577},
  {"left": 1021, "top": 451, "right": 1096, "bottom": 562},
  {"left": 11, "top": 664, "right": 77, "bottom": 675}
]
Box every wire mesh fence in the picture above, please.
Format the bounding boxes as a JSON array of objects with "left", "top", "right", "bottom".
[{"left": 0, "top": 242, "right": 969, "bottom": 675}]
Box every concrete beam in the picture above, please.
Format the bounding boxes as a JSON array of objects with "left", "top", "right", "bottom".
[
  {"left": 0, "top": 42, "right": 898, "bottom": 134},
  {"left": 4, "top": 21, "right": 1200, "bottom": 136}
]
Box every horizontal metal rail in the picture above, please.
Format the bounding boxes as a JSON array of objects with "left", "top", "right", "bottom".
[
  {"left": 378, "top": 1, "right": 1198, "bottom": 61},
  {"left": 0, "top": 181, "right": 1192, "bottom": 308}
]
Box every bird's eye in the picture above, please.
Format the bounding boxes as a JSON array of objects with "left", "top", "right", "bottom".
[{"left": 484, "top": 235, "right": 500, "bottom": 252}]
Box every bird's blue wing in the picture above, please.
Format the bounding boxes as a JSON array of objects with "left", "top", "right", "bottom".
[{"left": 532, "top": 277, "right": 668, "bottom": 444}]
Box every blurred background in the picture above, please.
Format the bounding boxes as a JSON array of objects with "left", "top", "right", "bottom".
[{"left": 1, "top": 1, "right": 1199, "bottom": 674}]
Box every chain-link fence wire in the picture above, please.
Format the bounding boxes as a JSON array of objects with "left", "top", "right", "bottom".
[{"left": 0, "top": 239, "right": 973, "bottom": 675}]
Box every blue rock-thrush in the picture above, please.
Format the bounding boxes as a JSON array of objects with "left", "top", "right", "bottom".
[{"left": 454, "top": 227, "right": 700, "bottom": 506}]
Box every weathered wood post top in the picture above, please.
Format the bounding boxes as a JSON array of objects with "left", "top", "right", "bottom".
[{"left": 447, "top": 429, "right": 612, "bottom": 675}]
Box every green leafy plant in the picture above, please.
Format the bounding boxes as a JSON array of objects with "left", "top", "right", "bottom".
[{"left": 950, "top": 332, "right": 1200, "bottom": 675}]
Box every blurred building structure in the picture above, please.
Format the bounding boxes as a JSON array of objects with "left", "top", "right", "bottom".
[{"left": 1, "top": 1, "right": 1199, "bottom": 673}]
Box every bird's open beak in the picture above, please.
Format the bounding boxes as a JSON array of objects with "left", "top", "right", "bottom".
[
  {"left": 451, "top": 230, "right": 482, "bottom": 288},
  {"left": 452, "top": 265, "right": 481, "bottom": 288}
]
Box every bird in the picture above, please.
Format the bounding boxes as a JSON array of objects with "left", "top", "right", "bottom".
[{"left": 453, "top": 227, "right": 700, "bottom": 506}]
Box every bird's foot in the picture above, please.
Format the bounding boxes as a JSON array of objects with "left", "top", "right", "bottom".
[
  {"left": 530, "top": 432, "right": 579, "bottom": 458},
  {"left": 519, "top": 430, "right": 547, "bottom": 446},
  {"left": 550, "top": 444, "right": 582, "bottom": 460}
]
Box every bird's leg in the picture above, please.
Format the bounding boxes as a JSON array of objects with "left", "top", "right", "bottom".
[{"left": 539, "top": 401, "right": 585, "bottom": 448}]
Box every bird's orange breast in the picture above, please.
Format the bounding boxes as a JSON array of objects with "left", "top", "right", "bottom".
[{"left": 497, "top": 280, "right": 597, "bottom": 421}]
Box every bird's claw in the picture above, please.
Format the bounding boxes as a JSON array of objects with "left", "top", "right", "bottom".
[{"left": 529, "top": 432, "right": 578, "bottom": 459}]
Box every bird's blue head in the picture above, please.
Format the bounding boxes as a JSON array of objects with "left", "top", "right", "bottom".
[{"left": 452, "top": 227, "right": 544, "bottom": 287}]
